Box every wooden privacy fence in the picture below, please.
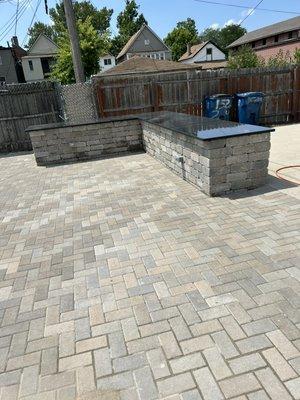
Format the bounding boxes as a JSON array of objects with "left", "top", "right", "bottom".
[
  {"left": 93, "top": 66, "right": 300, "bottom": 125},
  {"left": 0, "top": 81, "right": 62, "bottom": 152}
]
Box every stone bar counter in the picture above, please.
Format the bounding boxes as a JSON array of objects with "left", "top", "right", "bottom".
[
  {"left": 140, "top": 112, "right": 274, "bottom": 196},
  {"left": 27, "top": 111, "right": 274, "bottom": 197}
]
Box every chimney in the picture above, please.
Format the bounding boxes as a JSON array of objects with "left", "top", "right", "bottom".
[
  {"left": 11, "top": 36, "right": 19, "bottom": 47},
  {"left": 187, "top": 43, "right": 192, "bottom": 56}
]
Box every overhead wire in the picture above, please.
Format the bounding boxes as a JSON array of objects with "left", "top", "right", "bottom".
[
  {"left": 0, "top": 0, "right": 32, "bottom": 42},
  {"left": 239, "top": 0, "right": 264, "bottom": 26},
  {"left": 22, "top": 0, "right": 42, "bottom": 45},
  {"left": 192, "top": 0, "right": 300, "bottom": 15}
]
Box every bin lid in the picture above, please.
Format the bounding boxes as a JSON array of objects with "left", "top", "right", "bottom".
[
  {"left": 205, "top": 94, "right": 233, "bottom": 99},
  {"left": 236, "top": 92, "right": 264, "bottom": 98}
]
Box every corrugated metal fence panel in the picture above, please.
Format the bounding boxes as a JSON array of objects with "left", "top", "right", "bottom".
[
  {"left": 0, "top": 81, "right": 62, "bottom": 152},
  {"left": 93, "top": 66, "right": 300, "bottom": 125}
]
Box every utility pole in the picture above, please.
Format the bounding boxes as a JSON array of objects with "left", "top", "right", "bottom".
[{"left": 63, "top": 0, "right": 85, "bottom": 83}]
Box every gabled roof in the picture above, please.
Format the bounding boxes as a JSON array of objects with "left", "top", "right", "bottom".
[
  {"left": 96, "top": 56, "right": 199, "bottom": 76},
  {"left": 228, "top": 16, "right": 300, "bottom": 48},
  {"left": 117, "top": 24, "right": 170, "bottom": 59},
  {"left": 179, "top": 42, "right": 209, "bottom": 61},
  {"left": 27, "top": 33, "right": 58, "bottom": 55}
]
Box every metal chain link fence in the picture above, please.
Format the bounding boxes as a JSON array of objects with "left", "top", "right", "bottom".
[{"left": 60, "top": 82, "right": 99, "bottom": 123}]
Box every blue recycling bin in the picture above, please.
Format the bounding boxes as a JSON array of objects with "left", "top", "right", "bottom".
[
  {"left": 236, "top": 92, "right": 264, "bottom": 125},
  {"left": 203, "top": 94, "right": 233, "bottom": 120}
]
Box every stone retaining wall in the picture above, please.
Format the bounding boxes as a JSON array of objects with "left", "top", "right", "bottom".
[
  {"left": 29, "top": 119, "right": 142, "bottom": 166},
  {"left": 142, "top": 121, "right": 270, "bottom": 196}
]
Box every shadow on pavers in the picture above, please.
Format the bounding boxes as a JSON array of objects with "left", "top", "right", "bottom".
[{"left": 224, "top": 174, "right": 298, "bottom": 200}]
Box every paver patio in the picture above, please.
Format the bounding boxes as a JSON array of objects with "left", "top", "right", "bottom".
[{"left": 0, "top": 125, "right": 299, "bottom": 400}]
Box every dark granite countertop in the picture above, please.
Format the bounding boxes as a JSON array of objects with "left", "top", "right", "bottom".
[
  {"left": 139, "top": 112, "right": 275, "bottom": 140},
  {"left": 26, "top": 111, "right": 274, "bottom": 140}
]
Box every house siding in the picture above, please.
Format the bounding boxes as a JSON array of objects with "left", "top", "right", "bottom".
[
  {"left": 255, "top": 41, "right": 300, "bottom": 60},
  {"left": 0, "top": 49, "right": 19, "bottom": 83},
  {"left": 181, "top": 43, "right": 225, "bottom": 64}
]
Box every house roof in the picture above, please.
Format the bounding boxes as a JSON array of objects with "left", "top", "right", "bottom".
[
  {"left": 228, "top": 16, "right": 300, "bottom": 48},
  {"left": 196, "top": 60, "right": 227, "bottom": 70},
  {"left": 96, "top": 56, "right": 199, "bottom": 76},
  {"left": 27, "top": 33, "right": 58, "bottom": 55},
  {"left": 179, "top": 42, "right": 209, "bottom": 61},
  {"left": 117, "top": 24, "right": 169, "bottom": 59}
]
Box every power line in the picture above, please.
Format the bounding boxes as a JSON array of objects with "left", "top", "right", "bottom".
[
  {"left": 14, "top": 0, "right": 19, "bottom": 35},
  {"left": 0, "top": 0, "right": 31, "bottom": 42},
  {"left": 22, "top": 0, "right": 42, "bottom": 45},
  {"left": 239, "top": 0, "right": 264, "bottom": 26},
  {"left": 193, "top": 0, "right": 300, "bottom": 15}
]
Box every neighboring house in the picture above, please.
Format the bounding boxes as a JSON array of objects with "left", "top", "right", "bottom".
[
  {"left": 117, "top": 24, "right": 171, "bottom": 63},
  {"left": 0, "top": 36, "right": 26, "bottom": 83},
  {"left": 96, "top": 56, "right": 200, "bottom": 76},
  {"left": 179, "top": 41, "right": 226, "bottom": 69},
  {"left": 22, "top": 33, "right": 58, "bottom": 82},
  {"left": 228, "top": 16, "right": 300, "bottom": 61},
  {"left": 99, "top": 54, "right": 116, "bottom": 72}
]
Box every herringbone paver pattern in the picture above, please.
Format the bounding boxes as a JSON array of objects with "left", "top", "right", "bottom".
[{"left": 0, "top": 152, "right": 299, "bottom": 400}]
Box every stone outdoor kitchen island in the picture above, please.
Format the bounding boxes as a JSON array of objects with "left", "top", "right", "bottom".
[{"left": 27, "top": 111, "right": 274, "bottom": 196}]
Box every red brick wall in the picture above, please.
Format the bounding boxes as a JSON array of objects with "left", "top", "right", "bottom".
[{"left": 255, "top": 41, "right": 300, "bottom": 61}]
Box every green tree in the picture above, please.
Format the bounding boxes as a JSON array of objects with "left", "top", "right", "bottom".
[
  {"left": 49, "top": 1, "right": 113, "bottom": 37},
  {"left": 267, "top": 49, "right": 292, "bottom": 67},
  {"left": 26, "top": 22, "right": 56, "bottom": 49},
  {"left": 110, "top": 0, "right": 147, "bottom": 57},
  {"left": 164, "top": 18, "right": 198, "bottom": 61},
  {"left": 199, "top": 24, "right": 246, "bottom": 54},
  {"left": 51, "top": 17, "right": 110, "bottom": 84},
  {"left": 228, "top": 45, "right": 263, "bottom": 69},
  {"left": 294, "top": 48, "right": 300, "bottom": 65}
]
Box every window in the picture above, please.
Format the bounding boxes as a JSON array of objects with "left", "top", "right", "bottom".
[
  {"left": 144, "top": 39, "right": 150, "bottom": 45},
  {"left": 206, "top": 47, "right": 212, "bottom": 61},
  {"left": 288, "top": 32, "right": 293, "bottom": 39},
  {"left": 252, "top": 42, "right": 256, "bottom": 48},
  {"left": 0, "top": 56, "right": 2, "bottom": 66},
  {"left": 274, "top": 35, "right": 279, "bottom": 43},
  {"left": 104, "top": 58, "right": 112, "bottom": 65},
  {"left": 262, "top": 38, "right": 266, "bottom": 46},
  {"left": 0, "top": 77, "right": 5, "bottom": 83},
  {"left": 28, "top": 60, "right": 34, "bottom": 71},
  {"left": 41, "top": 57, "right": 50, "bottom": 74},
  {"left": 159, "top": 53, "right": 164, "bottom": 60}
]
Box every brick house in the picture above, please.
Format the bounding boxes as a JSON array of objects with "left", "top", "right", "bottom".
[{"left": 228, "top": 16, "right": 300, "bottom": 61}]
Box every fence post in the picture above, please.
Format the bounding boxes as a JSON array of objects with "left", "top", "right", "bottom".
[{"left": 292, "top": 66, "right": 300, "bottom": 123}]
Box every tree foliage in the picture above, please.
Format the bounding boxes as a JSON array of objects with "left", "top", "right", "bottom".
[
  {"left": 199, "top": 24, "right": 246, "bottom": 54},
  {"left": 49, "top": 1, "right": 113, "bottom": 37},
  {"left": 227, "top": 46, "right": 263, "bottom": 69},
  {"left": 51, "top": 17, "right": 110, "bottom": 84},
  {"left": 26, "top": 22, "right": 56, "bottom": 49},
  {"left": 110, "top": 0, "right": 147, "bottom": 57},
  {"left": 164, "top": 18, "right": 198, "bottom": 61}
]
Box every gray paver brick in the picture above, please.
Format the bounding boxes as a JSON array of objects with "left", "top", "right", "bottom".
[
  {"left": 193, "top": 367, "right": 224, "bottom": 400},
  {"left": 0, "top": 152, "right": 299, "bottom": 399},
  {"left": 219, "top": 373, "right": 261, "bottom": 398},
  {"left": 157, "top": 372, "right": 196, "bottom": 397}
]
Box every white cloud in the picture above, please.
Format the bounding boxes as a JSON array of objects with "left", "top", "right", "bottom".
[
  {"left": 241, "top": 8, "right": 255, "bottom": 17},
  {"left": 224, "top": 19, "right": 242, "bottom": 27},
  {"left": 210, "top": 23, "right": 220, "bottom": 29}
]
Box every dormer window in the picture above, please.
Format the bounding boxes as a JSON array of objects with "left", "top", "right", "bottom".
[{"left": 144, "top": 39, "right": 150, "bottom": 45}]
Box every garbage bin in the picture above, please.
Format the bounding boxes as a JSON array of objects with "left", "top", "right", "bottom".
[
  {"left": 203, "top": 94, "right": 233, "bottom": 120},
  {"left": 236, "top": 92, "right": 264, "bottom": 125}
]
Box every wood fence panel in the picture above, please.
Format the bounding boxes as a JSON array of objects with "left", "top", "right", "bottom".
[
  {"left": 0, "top": 81, "right": 61, "bottom": 152},
  {"left": 93, "top": 66, "right": 299, "bottom": 125}
]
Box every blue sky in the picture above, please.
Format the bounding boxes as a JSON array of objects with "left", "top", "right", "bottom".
[{"left": 0, "top": 0, "right": 299, "bottom": 47}]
